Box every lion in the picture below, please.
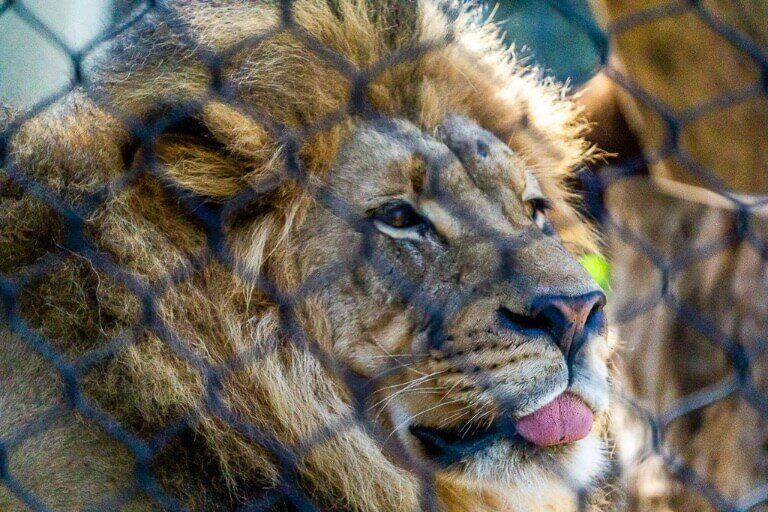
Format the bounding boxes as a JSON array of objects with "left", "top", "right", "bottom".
[{"left": 0, "top": 1, "right": 618, "bottom": 511}]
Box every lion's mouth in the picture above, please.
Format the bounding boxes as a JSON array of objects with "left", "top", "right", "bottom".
[
  {"left": 409, "top": 392, "right": 594, "bottom": 467},
  {"left": 409, "top": 417, "right": 522, "bottom": 466}
]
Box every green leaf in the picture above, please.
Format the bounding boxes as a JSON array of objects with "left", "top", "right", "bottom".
[{"left": 579, "top": 254, "right": 611, "bottom": 292}]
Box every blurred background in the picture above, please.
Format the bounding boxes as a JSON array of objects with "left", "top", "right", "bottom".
[{"left": 0, "top": 0, "right": 115, "bottom": 108}]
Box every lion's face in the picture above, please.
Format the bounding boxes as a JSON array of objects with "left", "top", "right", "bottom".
[{"left": 294, "top": 115, "right": 609, "bottom": 497}]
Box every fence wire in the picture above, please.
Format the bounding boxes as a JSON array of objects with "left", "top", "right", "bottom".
[{"left": 0, "top": 0, "right": 766, "bottom": 511}]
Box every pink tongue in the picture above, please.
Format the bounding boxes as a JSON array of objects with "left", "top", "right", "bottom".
[{"left": 515, "top": 392, "right": 594, "bottom": 447}]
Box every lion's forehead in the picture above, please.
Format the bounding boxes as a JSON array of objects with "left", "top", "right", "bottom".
[{"left": 337, "top": 116, "right": 535, "bottom": 218}]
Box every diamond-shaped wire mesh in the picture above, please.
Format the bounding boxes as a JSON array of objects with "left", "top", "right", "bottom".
[{"left": 0, "top": 0, "right": 766, "bottom": 511}]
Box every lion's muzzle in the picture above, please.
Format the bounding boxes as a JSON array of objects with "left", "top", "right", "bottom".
[{"left": 528, "top": 291, "right": 606, "bottom": 364}]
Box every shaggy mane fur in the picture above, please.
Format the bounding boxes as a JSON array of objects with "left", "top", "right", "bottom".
[{"left": 1, "top": 1, "right": 606, "bottom": 511}]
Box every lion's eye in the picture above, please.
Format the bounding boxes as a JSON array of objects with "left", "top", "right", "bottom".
[
  {"left": 530, "top": 198, "right": 553, "bottom": 233},
  {"left": 374, "top": 201, "right": 424, "bottom": 229}
]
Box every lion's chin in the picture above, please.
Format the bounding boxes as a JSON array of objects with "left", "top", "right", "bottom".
[
  {"left": 452, "top": 432, "right": 607, "bottom": 493},
  {"left": 427, "top": 433, "right": 607, "bottom": 512}
]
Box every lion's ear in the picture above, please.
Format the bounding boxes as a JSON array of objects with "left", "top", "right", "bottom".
[{"left": 153, "top": 102, "right": 280, "bottom": 201}]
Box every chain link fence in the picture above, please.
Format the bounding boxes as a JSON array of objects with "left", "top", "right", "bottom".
[{"left": 0, "top": 0, "right": 766, "bottom": 511}]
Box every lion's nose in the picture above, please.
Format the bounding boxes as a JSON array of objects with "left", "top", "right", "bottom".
[{"left": 530, "top": 291, "right": 606, "bottom": 359}]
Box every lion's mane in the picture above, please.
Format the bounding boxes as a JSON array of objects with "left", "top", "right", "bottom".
[{"left": 0, "top": 1, "right": 602, "bottom": 510}]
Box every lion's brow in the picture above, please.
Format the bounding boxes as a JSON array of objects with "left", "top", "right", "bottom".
[{"left": 406, "top": 154, "right": 427, "bottom": 194}]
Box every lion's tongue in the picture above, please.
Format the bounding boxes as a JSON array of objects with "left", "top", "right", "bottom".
[{"left": 515, "top": 392, "right": 593, "bottom": 447}]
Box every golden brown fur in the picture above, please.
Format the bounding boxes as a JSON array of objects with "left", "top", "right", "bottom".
[{"left": 1, "top": 1, "right": 617, "bottom": 510}]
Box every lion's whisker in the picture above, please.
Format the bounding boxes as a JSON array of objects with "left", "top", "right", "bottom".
[
  {"left": 372, "top": 370, "right": 445, "bottom": 393},
  {"left": 457, "top": 407, "right": 489, "bottom": 434},
  {"left": 364, "top": 354, "right": 417, "bottom": 359},
  {"left": 384, "top": 397, "right": 467, "bottom": 443},
  {"left": 370, "top": 360, "right": 432, "bottom": 380},
  {"left": 369, "top": 340, "right": 432, "bottom": 377},
  {"left": 370, "top": 374, "right": 446, "bottom": 420},
  {"left": 371, "top": 385, "right": 448, "bottom": 416},
  {"left": 437, "top": 407, "right": 474, "bottom": 428},
  {"left": 369, "top": 377, "right": 439, "bottom": 419}
]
